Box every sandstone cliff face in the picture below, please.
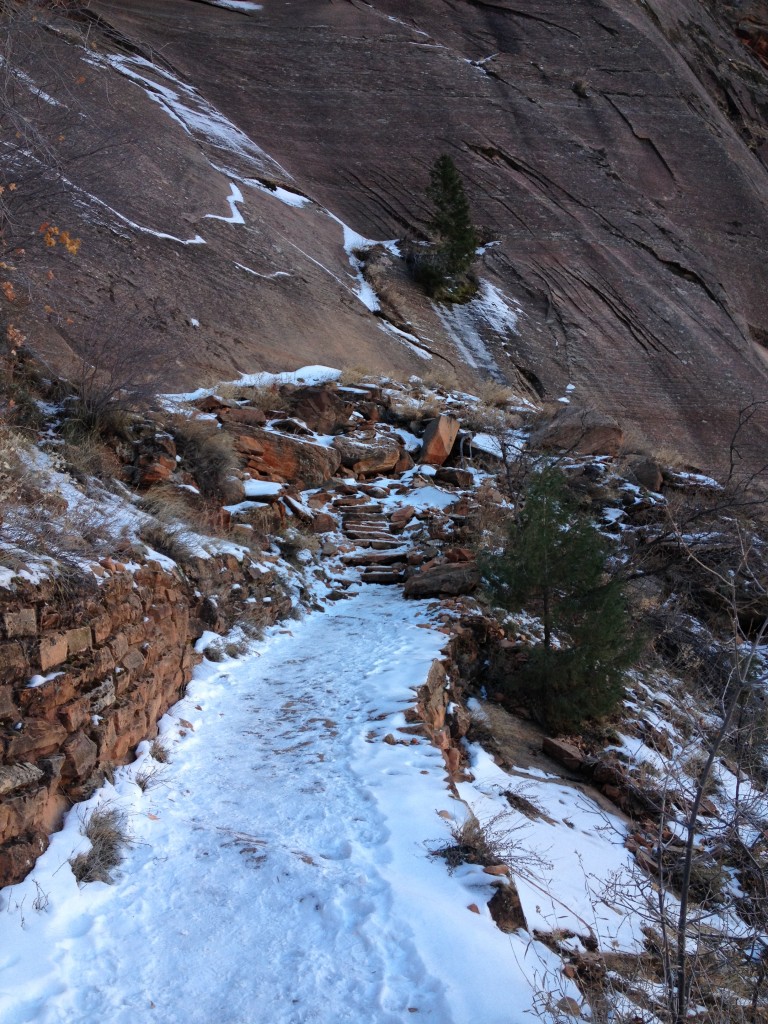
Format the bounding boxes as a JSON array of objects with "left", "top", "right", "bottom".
[{"left": 6, "top": 0, "right": 768, "bottom": 468}]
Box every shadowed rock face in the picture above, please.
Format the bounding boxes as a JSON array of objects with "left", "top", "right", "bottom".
[{"left": 8, "top": 0, "right": 768, "bottom": 468}]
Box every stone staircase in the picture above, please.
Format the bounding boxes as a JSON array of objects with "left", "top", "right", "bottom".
[{"left": 333, "top": 496, "right": 411, "bottom": 585}]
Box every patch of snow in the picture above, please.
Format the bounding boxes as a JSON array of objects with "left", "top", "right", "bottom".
[
  {"left": 378, "top": 320, "right": 433, "bottom": 360},
  {"left": 234, "top": 262, "right": 290, "bottom": 280},
  {"left": 0, "top": 59, "right": 64, "bottom": 107},
  {"left": 204, "top": 181, "right": 245, "bottom": 224},
  {"left": 26, "top": 671, "right": 64, "bottom": 690},
  {"left": 471, "top": 429, "right": 526, "bottom": 460},
  {"left": 434, "top": 279, "right": 520, "bottom": 376},
  {"left": 243, "top": 480, "right": 284, "bottom": 498},
  {"left": 91, "top": 53, "right": 291, "bottom": 181},
  {"left": 68, "top": 176, "right": 206, "bottom": 245},
  {"left": 209, "top": 0, "right": 262, "bottom": 11},
  {"left": 392, "top": 428, "right": 423, "bottom": 453},
  {"left": 0, "top": 589, "right": 578, "bottom": 1024}
]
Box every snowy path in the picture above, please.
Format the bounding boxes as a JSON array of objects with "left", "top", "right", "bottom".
[{"left": 1, "top": 587, "right": 562, "bottom": 1024}]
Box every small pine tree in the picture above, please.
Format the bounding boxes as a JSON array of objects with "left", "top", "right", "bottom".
[
  {"left": 406, "top": 154, "right": 479, "bottom": 301},
  {"left": 426, "top": 154, "right": 478, "bottom": 275},
  {"left": 482, "top": 467, "right": 639, "bottom": 733}
]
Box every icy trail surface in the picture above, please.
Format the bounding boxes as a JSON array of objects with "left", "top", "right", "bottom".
[{"left": 0, "top": 587, "right": 559, "bottom": 1024}]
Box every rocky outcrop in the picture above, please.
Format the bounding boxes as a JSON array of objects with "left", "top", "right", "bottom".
[
  {"left": 404, "top": 561, "right": 480, "bottom": 599},
  {"left": 531, "top": 408, "right": 624, "bottom": 457},
  {"left": 332, "top": 433, "right": 402, "bottom": 478},
  {"left": 230, "top": 428, "right": 342, "bottom": 488}
]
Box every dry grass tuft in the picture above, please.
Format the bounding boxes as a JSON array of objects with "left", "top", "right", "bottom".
[
  {"left": 169, "top": 415, "right": 239, "bottom": 498},
  {"left": 139, "top": 520, "right": 194, "bottom": 564},
  {"left": 149, "top": 738, "right": 170, "bottom": 764},
  {"left": 70, "top": 806, "right": 132, "bottom": 884}
]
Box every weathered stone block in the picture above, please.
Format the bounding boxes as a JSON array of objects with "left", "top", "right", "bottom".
[
  {"left": 419, "top": 415, "right": 459, "bottom": 466},
  {"left": 4, "top": 608, "right": 37, "bottom": 638},
  {"left": 91, "top": 612, "right": 112, "bottom": 645},
  {"left": 0, "top": 762, "right": 44, "bottom": 798},
  {"left": 0, "top": 835, "right": 48, "bottom": 888},
  {"left": 0, "top": 641, "right": 26, "bottom": 677},
  {"left": 17, "top": 673, "right": 77, "bottom": 717},
  {"left": 121, "top": 647, "right": 146, "bottom": 680},
  {"left": 109, "top": 633, "right": 129, "bottom": 662},
  {"left": 58, "top": 696, "right": 91, "bottom": 733},
  {"left": 6, "top": 719, "right": 67, "bottom": 761},
  {"left": 0, "top": 685, "right": 17, "bottom": 719},
  {"left": 38, "top": 633, "right": 68, "bottom": 672},
  {"left": 62, "top": 731, "right": 98, "bottom": 782},
  {"left": 88, "top": 678, "right": 116, "bottom": 715},
  {"left": 66, "top": 626, "right": 92, "bottom": 657}
]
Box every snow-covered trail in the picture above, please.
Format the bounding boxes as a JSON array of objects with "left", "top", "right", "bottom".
[{"left": 1, "top": 586, "right": 557, "bottom": 1024}]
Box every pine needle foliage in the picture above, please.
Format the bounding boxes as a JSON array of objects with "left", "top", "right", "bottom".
[
  {"left": 406, "top": 154, "right": 479, "bottom": 302},
  {"left": 426, "top": 154, "right": 478, "bottom": 274},
  {"left": 482, "top": 467, "right": 639, "bottom": 733}
]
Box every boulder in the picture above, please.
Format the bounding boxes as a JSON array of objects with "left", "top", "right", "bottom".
[
  {"left": 331, "top": 434, "right": 401, "bottom": 477},
  {"left": 0, "top": 763, "right": 44, "bottom": 798},
  {"left": 531, "top": 408, "right": 624, "bottom": 457},
  {"left": 435, "top": 466, "right": 474, "bottom": 488},
  {"left": 403, "top": 561, "right": 480, "bottom": 599},
  {"left": 390, "top": 505, "right": 416, "bottom": 531},
  {"left": 217, "top": 405, "right": 268, "bottom": 428},
  {"left": 630, "top": 459, "right": 664, "bottom": 492},
  {"left": 419, "top": 415, "right": 460, "bottom": 466},
  {"left": 232, "top": 428, "right": 341, "bottom": 488},
  {"left": 283, "top": 385, "right": 353, "bottom": 434},
  {"left": 542, "top": 737, "right": 586, "bottom": 773},
  {"left": 445, "top": 547, "right": 473, "bottom": 563},
  {"left": 61, "top": 730, "right": 98, "bottom": 782}
]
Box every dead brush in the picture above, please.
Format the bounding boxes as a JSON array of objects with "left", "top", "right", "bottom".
[
  {"left": 149, "top": 738, "right": 170, "bottom": 764},
  {"left": 471, "top": 378, "right": 521, "bottom": 409},
  {"left": 276, "top": 524, "right": 321, "bottom": 566},
  {"left": 70, "top": 805, "right": 133, "bottom": 884},
  {"left": 138, "top": 520, "right": 194, "bottom": 564},
  {"left": 168, "top": 414, "right": 239, "bottom": 499},
  {"left": 430, "top": 808, "right": 548, "bottom": 876},
  {"left": 135, "top": 763, "right": 168, "bottom": 792}
]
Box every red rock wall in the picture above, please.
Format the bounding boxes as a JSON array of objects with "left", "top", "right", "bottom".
[{"left": 0, "top": 553, "right": 288, "bottom": 886}]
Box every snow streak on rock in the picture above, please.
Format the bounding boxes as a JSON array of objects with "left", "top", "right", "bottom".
[{"left": 434, "top": 280, "right": 521, "bottom": 377}]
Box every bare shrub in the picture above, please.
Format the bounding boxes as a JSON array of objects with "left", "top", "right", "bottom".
[
  {"left": 169, "top": 415, "right": 239, "bottom": 499},
  {"left": 56, "top": 305, "right": 173, "bottom": 436},
  {"left": 138, "top": 520, "right": 194, "bottom": 564},
  {"left": 276, "top": 525, "right": 320, "bottom": 566},
  {"left": 70, "top": 805, "right": 132, "bottom": 885},
  {"left": 471, "top": 378, "right": 521, "bottom": 409},
  {"left": 430, "top": 807, "right": 549, "bottom": 877},
  {"left": 149, "top": 739, "right": 170, "bottom": 764},
  {"left": 135, "top": 763, "right": 167, "bottom": 792}
]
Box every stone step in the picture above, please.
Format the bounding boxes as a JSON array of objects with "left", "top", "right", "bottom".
[
  {"left": 342, "top": 522, "right": 391, "bottom": 532},
  {"left": 361, "top": 568, "right": 406, "bottom": 585},
  {"left": 343, "top": 529, "right": 394, "bottom": 541},
  {"left": 355, "top": 539, "right": 403, "bottom": 550},
  {"left": 343, "top": 550, "right": 409, "bottom": 567},
  {"left": 332, "top": 500, "right": 383, "bottom": 512}
]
